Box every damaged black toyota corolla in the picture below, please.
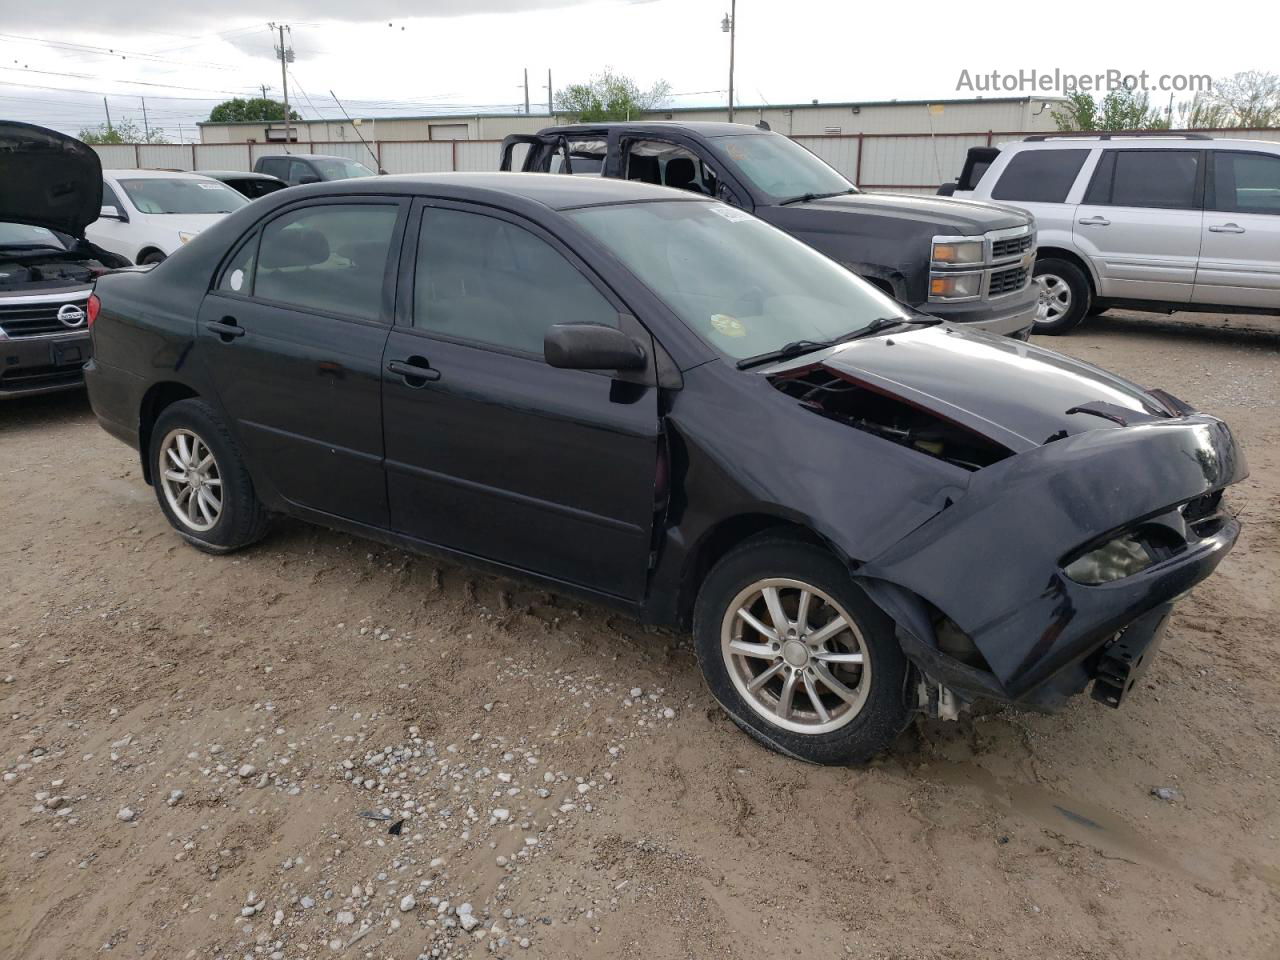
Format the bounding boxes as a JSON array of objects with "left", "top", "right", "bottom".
[{"left": 84, "top": 173, "right": 1246, "bottom": 764}]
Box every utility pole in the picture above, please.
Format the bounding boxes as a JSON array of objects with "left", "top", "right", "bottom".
[
  {"left": 140, "top": 97, "right": 150, "bottom": 140},
  {"left": 523, "top": 67, "right": 530, "bottom": 115},
  {"left": 261, "top": 83, "right": 269, "bottom": 100},
  {"left": 547, "top": 68, "right": 553, "bottom": 116},
  {"left": 269, "top": 23, "right": 294, "bottom": 146},
  {"left": 103, "top": 97, "right": 113, "bottom": 134},
  {"left": 721, "top": 1, "right": 736, "bottom": 122}
]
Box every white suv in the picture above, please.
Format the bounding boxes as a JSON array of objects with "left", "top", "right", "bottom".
[{"left": 943, "top": 135, "right": 1280, "bottom": 333}]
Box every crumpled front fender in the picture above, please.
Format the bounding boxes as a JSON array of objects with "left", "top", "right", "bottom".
[{"left": 856, "top": 415, "right": 1247, "bottom": 697}]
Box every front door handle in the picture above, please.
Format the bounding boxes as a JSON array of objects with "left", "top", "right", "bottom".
[
  {"left": 205, "top": 318, "right": 245, "bottom": 340},
  {"left": 1208, "top": 223, "right": 1246, "bottom": 234},
  {"left": 1078, "top": 216, "right": 1111, "bottom": 226},
  {"left": 387, "top": 358, "right": 441, "bottom": 386}
]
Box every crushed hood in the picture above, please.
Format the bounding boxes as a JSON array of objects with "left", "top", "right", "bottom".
[
  {"left": 812, "top": 324, "right": 1171, "bottom": 452},
  {"left": 0, "top": 122, "right": 102, "bottom": 238}
]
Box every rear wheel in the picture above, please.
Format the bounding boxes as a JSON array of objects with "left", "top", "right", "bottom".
[
  {"left": 149, "top": 399, "right": 269, "bottom": 553},
  {"left": 138, "top": 250, "right": 166, "bottom": 266},
  {"left": 693, "top": 537, "right": 912, "bottom": 764},
  {"left": 1032, "top": 257, "right": 1091, "bottom": 334}
]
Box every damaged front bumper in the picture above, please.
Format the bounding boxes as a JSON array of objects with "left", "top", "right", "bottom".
[{"left": 856, "top": 414, "right": 1246, "bottom": 713}]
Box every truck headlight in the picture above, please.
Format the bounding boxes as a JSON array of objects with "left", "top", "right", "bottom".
[
  {"left": 931, "top": 239, "right": 984, "bottom": 266},
  {"left": 928, "top": 272, "right": 982, "bottom": 301},
  {"left": 1063, "top": 535, "right": 1153, "bottom": 585}
]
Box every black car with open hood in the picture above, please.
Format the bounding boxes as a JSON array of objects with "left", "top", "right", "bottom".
[
  {"left": 0, "top": 121, "right": 129, "bottom": 398},
  {"left": 83, "top": 173, "right": 1245, "bottom": 764}
]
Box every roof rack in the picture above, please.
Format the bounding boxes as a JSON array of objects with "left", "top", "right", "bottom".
[{"left": 1023, "top": 133, "right": 1213, "bottom": 142}]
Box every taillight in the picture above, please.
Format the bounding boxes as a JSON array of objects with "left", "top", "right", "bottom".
[{"left": 86, "top": 293, "right": 101, "bottom": 329}]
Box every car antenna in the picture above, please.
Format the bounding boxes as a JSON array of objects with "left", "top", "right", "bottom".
[{"left": 329, "top": 89, "right": 386, "bottom": 174}]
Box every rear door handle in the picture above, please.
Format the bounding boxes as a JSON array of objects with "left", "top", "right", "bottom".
[
  {"left": 1078, "top": 216, "right": 1111, "bottom": 226},
  {"left": 387, "top": 358, "right": 441, "bottom": 385},
  {"left": 1208, "top": 223, "right": 1246, "bottom": 234},
  {"left": 205, "top": 319, "right": 245, "bottom": 339}
]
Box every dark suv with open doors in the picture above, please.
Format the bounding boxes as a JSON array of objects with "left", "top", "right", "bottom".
[{"left": 86, "top": 173, "right": 1244, "bottom": 763}]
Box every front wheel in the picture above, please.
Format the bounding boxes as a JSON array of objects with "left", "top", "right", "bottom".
[{"left": 693, "top": 537, "right": 912, "bottom": 764}]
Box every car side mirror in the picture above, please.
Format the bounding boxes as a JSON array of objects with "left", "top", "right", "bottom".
[
  {"left": 297, "top": 173, "right": 321, "bottom": 185},
  {"left": 544, "top": 323, "right": 647, "bottom": 371},
  {"left": 99, "top": 204, "right": 124, "bottom": 220}
]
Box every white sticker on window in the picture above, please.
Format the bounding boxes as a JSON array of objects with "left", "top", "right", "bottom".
[
  {"left": 707, "top": 204, "right": 754, "bottom": 222},
  {"left": 229, "top": 268, "right": 244, "bottom": 291},
  {"left": 197, "top": 182, "right": 222, "bottom": 189}
]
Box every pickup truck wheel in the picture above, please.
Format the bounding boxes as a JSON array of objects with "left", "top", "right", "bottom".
[
  {"left": 1032, "top": 258, "right": 1090, "bottom": 334},
  {"left": 693, "top": 537, "right": 912, "bottom": 765},
  {"left": 150, "top": 399, "right": 269, "bottom": 554}
]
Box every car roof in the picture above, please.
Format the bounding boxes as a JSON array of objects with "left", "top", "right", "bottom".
[
  {"left": 197, "top": 170, "right": 282, "bottom": 180},
  {"left": 263, "top": 154, "right": 370, "bottom": 162},
  {"left": 103, "top": 169, "right": 220, "bottom": 179},
  {"left": 543, "top": 121, "right": 768, "bottom": 139},
  {"left": 290, "top": 171, "right": 708, "bottom": 210},
  {"left": 1002, "top": 135, "right": 1280, "bottom": 152}
]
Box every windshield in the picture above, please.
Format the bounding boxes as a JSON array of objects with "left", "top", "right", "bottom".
[
  {"left": 569, "top": 201, "right": 907, "bottom": 361},
  {"left": 710, "top": 133, "right": 855, "bottom": 202},
  {"left": 0, "top": 222, "right": 66, "bottom": 250},
  {"left": 118, "top": 178, "right": 249, "bottom": 215},
  {"left": 311, "top": 158, "right": 375, "bottom": 179}
]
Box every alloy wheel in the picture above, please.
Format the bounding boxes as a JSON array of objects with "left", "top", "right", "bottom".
[
  {"left": 720, "top": 578, "right": 871, "bottom": 734},
  {"left": 1035, "top": 273, "right": 1072, "bottom": 324},
  {"left": 158, "top": 428, "right": 223, "bottom": 533}
]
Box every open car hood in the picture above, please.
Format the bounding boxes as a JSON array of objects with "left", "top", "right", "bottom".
[{"left": 0, "top": 121, "right": 102, "bottom": 238}]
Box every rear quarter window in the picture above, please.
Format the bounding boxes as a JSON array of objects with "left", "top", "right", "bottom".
[{"left": 991, "top": 149, "right": 1090, "bottom": 203}]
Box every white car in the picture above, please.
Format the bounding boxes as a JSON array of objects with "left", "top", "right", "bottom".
[
  {"left": 941, "top": 134, "right": 1280, "bottom": 333},
  {"left": 88, "top": 169, "right": 250, "bottom": 265}
]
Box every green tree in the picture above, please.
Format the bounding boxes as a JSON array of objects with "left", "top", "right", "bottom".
[
  {"left": 554, "top": 68, "right": 671, "bottom": 122},
  {"left": 1052, "top": 88, "right": 1165, "bottom": 132},
  {"left": 208, "top": 97, "right": 300, "bottom": 123},
  {"left": 78, "top": 119, "right": 170, "bottom": 144}
]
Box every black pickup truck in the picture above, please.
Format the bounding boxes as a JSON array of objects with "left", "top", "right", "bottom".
[{"left": 501, "top": 122, "right": 1038, "bottom": 337}]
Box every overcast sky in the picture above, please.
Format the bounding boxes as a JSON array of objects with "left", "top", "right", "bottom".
[{"left": 3, "top": 0, "right": 1272, "bottom": 139}]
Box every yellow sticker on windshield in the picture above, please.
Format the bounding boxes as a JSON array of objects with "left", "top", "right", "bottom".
[{"left": 710, "top": 314, "right": 746, "bottom": 337}]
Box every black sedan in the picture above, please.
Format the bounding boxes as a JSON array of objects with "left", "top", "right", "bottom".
[
  {"left": 84, "top": 173, "right": 1246, "bottom": 764},
  {"left": 196, "top": 170, "right": 289, "bottom": 200}
]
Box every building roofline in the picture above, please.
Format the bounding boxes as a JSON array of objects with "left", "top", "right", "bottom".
[{"left": 196, "top": 96, "right": 1068, "bottom": 126}]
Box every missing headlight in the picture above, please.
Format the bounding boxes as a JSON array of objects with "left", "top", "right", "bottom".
[{"left": 1063, "top": 535, "right": 1153, "bottom": 585}]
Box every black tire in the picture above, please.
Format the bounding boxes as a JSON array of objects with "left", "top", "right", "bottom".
[
  {"left": 149, "top": 398, "right": 269, "bottom": 553},
  {"left": 138, "top": 250, "right": 167, "bottom": 266},
  {"left": 693, "top": 536, "right": 913, "bottom": 765},
  {"left": 1032, "top": 257, "right": 1091, "bottom": 335}
]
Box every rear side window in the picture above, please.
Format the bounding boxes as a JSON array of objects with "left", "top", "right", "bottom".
[
  {"left": 990, "top": 149, "right": 1089, "bottom": 203},
  {"left": 258, "top": 157, "right": 287, "bottom": 178},
  {"left": 1086, "top": 150, "right": 1200, "bottom": 209},
  {"left": 413, "top": 207, "right": 616, "bottom": 355},
  {"left": 1210, "top": 151, "right": 1280, "bottom": 215},
  {"left": 547, "top": 139, "right": 607, "bottom": 176},
  {"left": 253, "top": 204, "right": 398, "bottom": 321}
]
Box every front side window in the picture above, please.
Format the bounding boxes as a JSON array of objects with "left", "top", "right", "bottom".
[
  {"left": 1087, "top": 150, "right": 1200, "bottom": 209},
  {"left": 991, "top": 149, "right": 1089, "bottom": 203},
  {"left": 1210, "top": 151, "right": 1280, "bottom": 215},
  {"left": 258, "top": 157, "right": 287, "bottom": 178},
  {"left": 709, "top": 133, "right": 854, "bottom": 203},
  {"left": 625, "top": 140, "right": 717, "bottom": 196},
  {"left": 101, "top": 181, "right": 124, "bottom": 212},
  {"left": 253, "top": 204, "right": 398, "bottom": 321},
  {"left": 569, "top": 201, "right": 907, "bottom": 361},
  {"left": 118, "top": 178, "right": 249, "bottom": 215},
  {"left": 413, "top": 207, "right": 616, "bottom": 355}
]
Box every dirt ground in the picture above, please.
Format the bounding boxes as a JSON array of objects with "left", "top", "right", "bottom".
[{"left": 2, "top": 310, "right": 1278, "bottom": 960}]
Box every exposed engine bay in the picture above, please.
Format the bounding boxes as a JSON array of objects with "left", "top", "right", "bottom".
[
  {"left": 0, "top": 252, "right": 108, "bottom": 291},
  {"left": 769, "top": 365, "right": 1012, "bottom": 470}
]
